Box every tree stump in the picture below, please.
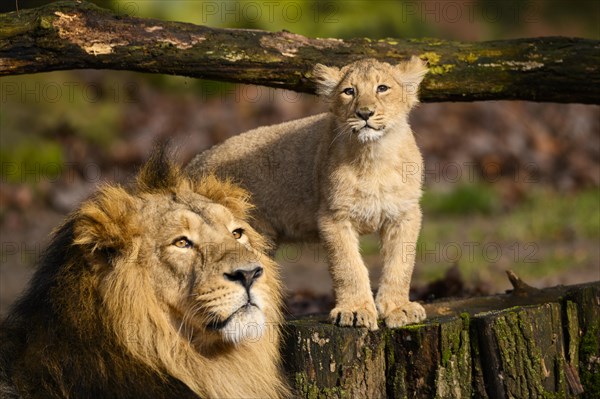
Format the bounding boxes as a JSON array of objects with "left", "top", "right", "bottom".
[{"left": 283, "top": 282, "right": 599, "bottom": 398}]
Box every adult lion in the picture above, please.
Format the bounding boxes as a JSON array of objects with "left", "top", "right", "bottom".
[{"left": 0, "top": 149, "right": 289, "bottom": 398}]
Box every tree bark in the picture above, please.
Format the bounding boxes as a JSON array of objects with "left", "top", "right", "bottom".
[
  {"left": 1, "top": 1, "right": 599, "bottom": 104},
  {"left": 283, "top": 282, "right": 600, "bottom": 398}
]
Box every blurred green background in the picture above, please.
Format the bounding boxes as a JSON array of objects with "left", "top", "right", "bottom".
[
  {"left": 1, "top": 0, "right": 599, "bottom": 315},
  {"left": 5, "top": 0, "right": 596, "bottom": 39}
]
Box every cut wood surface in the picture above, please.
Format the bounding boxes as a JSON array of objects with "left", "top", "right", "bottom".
[
  {"left": 1, "top": 1, "right": 599, "bottom": 103},
  {"left": 283, "top": 281, "right": 600, "bottom": 398}
]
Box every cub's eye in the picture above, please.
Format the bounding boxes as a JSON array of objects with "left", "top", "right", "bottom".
[
  {"left": 232, "top": 228, "right": 244, "bottom": 240},
  {"left": 342, "top": 87, "right": 355, "bottom": 96},
  {"left": 173, "top": 237, "right": 193, "bottom": 249},
  {"left": 377, "top": 85, "right": 389, "bottom": 93}
]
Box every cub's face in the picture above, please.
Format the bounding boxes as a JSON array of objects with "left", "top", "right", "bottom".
[
  {"left": 137, "top": 191, "right": 276, "bottom": 346},
  {"left": 313, "top": 57, "right": 428, "bottom": 143}
]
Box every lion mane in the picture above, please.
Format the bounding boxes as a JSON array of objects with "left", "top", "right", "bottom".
[{"left": 0, "top": 149, "right": 289, "bottom": 398}]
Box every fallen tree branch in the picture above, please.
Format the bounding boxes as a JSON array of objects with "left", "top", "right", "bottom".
[{"left": 1, "top": 1, "right": 599, "bottom": 103}]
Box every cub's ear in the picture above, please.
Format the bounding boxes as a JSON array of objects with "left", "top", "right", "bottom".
[
  {"left": 312, "top": 63, "right": 342, "bottom": 97},
  {"left": 396, "top": 56, "right": 429, "bottom": 108},
  {"left": 396, "top": 55, "right": 429, "bottom": 87},
  {"left": 73, "top": 186, "right": 139, "bottom": 254},
  {"left": 194, "top": 175, "right": 253, "bottom": 221}
]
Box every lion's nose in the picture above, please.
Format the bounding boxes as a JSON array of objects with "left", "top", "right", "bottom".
[
  {"left": 224, "top": 266, "right": 264, "bottom": 289},
  {"left": 356, "top": 108, "right": 374, "bottom": 121}
]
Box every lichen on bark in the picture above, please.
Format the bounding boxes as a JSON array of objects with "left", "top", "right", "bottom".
[{"left": 0, "top": 1, "right": 599, "bottom": 103}]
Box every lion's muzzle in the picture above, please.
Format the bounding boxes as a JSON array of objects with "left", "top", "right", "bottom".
[{"left": 224, "top": 265, "right": 263, "bottom": 290}]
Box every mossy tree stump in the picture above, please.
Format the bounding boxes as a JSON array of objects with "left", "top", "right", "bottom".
[{"left": 283, "top": 282, "right": 599, "bottom": 398}]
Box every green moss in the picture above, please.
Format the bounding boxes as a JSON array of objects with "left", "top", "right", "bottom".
[
  {"left": 486, "top": 306, "right": 573, "bottom": 397},
  {"left": 440, "top": 347, "right": 452, "bottom": 367},
  {"left": 391, "top": 363, "right": 407, "bottom": 399},
  {"left": 580, "top": 325, "right": 600, "bottom": 398},
  {"left": 400, "top": 322, "right": 428, "bottom": 331},
  {"left": 563, "top": 301, "right": 580, "bottom": 365},
  {"left": 385, "top": 331, "right": 407, "bottom": 398},
  {"left": 440, "top": 321, "right": 462, "bottom": 366},
  {"left": 580, "top": 327, "right": 599, "bottom": 356},
  {"left": 542, "top": 392, "right": 568, "bottom": 399},
  {"left": 384, "top": 331, "right": 395, "bottom": 366},
  {"left": 436, "top": 318, "right": 472, "bottom": 398},
  {"left": 420, "top": 51, "right": 441, "bottom": 65},
  {"left": 292, "top": 346, "right": 358, "bottom": 398},
  {"left": 408, "top": 37, "right": 445, "bottom": 46},
  {"left": 458, "top": 53, "right": 479, "bottom": 63},
  {"left": 39, "top": 16, "right": 54, "bottom": 29},
  {"left": 0, "top": 13, "right": 36, "bottom": 37},
  {"left": 460, "top": 312, "right": 471, "bottom": 327},
  {"left": 477, "top": 49, "right": 503, "bottom": 58},
  {"left": 126, "top": 45, "right": 145, "bottom": 52},
  {"left": 295, "top": 372, "right": 322, "bottom": 398},
  {"left": 429, "top": 64, "right": 454, "bottom": 75}
]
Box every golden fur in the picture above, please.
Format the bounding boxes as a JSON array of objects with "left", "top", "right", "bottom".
[
  {"left": 188, "top": 57, "right": 429, "bottom": 330},
  {"left": 0, "top": 149, "right": 289, "bottom": 398}
]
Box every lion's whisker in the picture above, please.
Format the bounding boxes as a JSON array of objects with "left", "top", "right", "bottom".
[
  {"left": 176, "top": 301, "right": 205, "bottom": 343},
  {"left": 329, "top": 124, "right": 351, "bottom": 148}
]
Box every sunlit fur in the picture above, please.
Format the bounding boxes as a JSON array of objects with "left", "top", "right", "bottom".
[
  {"left": 188, "top": 58, "right": 429, "bottom": 331},
  {"left": 0, "top": 149, "right": 289, "bottom": 399}
]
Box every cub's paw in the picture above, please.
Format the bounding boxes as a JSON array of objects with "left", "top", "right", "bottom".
[
  {"left": 330, "top": 302, "right": 379, "bottom": 331},
  {"left": 380, "top": 301, "right": 426, "bottom": 328}
]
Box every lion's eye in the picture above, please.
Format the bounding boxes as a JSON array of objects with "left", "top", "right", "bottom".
[
  {"left": 173, "top": 237, "right": 193, "bottom": 249},
  {"left": 232, "top": 228, "right": 244, "bottom": 240},
  {"left": 377, "top": 85, "right": 389, "bottom": 93},
  {"left": 342, "top": 87, "right": 355, "bottom": 96}
]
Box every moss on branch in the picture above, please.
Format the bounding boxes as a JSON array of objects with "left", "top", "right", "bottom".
[{"left": 1, "top": 1, "right": 599, "bottom": 103}]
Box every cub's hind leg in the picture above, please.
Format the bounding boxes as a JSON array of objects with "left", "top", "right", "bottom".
[
  {"left": 318, "top": 212, "right": 378, "bottom": 331},
  {"left": 375, "top": 206, "right": 426, "bottom": 328}
]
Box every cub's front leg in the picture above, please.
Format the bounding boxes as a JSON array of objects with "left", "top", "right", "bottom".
[
  {"left": 375, "top": 206, "right": 426, "bottom": 328},
  {"left": 318, "top": 212, "right": 378, "bottom": 330}
]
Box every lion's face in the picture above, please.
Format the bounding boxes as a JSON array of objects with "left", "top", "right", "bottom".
[
  {"left": 74, "top": 159, "right": 280, "bottom": 348},
  {"left": 313, "top": 57, "right": 428, "bottom": 143},
  {"left": 138, "top": 190, "right": 274, "bottom": 345}
]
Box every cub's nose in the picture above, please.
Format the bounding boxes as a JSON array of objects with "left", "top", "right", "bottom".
[
  {"left": 224, "top": 266, "right": 264, "bottom": 289},
  {"left": 356, "top": 108, "right": 374, "bottom": 121}
]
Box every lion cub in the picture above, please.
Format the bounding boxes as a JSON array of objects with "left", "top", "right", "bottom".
[{"left": 188, "top": 57, "right": 428, "bottom": 330}]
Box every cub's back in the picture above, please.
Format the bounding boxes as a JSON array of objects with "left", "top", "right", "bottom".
[{"left": 187, "top": 113, "right": 331, "bottom": 241}]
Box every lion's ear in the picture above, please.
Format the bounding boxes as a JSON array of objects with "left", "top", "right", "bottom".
[
  {"left": 312, "top": 63, "right": 342, "bottom": 97},
  {"left": 194, "top": 175, "right": 253, "bottom": 221},
  {"left": 396, "top": 55, "right": 429, "bottom": 87},
  {"left": 73, "top": 186, "right": 139, "bottom": 253}
]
